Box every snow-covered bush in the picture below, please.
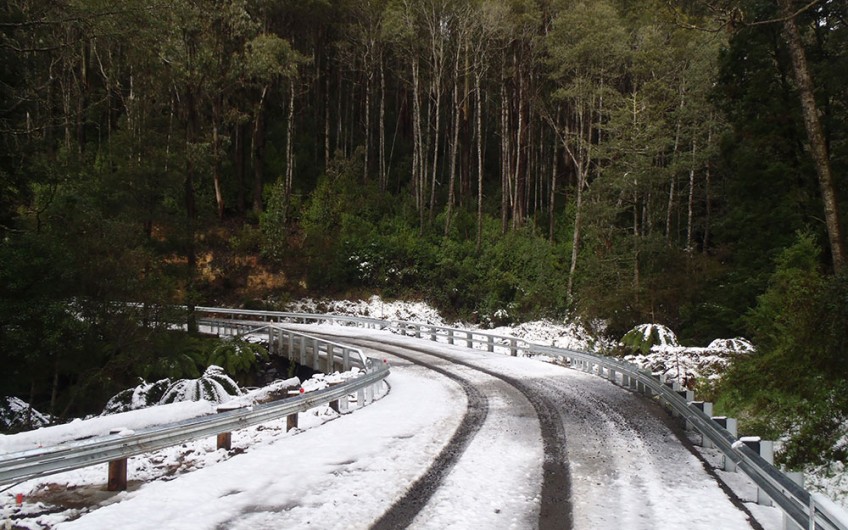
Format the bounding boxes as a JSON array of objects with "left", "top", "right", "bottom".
[
  {"left": 102, "top": 379, "right": 173, "bottom": 415},
  {"left": 620, "top": 324, "right": 679, "bottom": 354},
  {"left": 706, "top": 337, "right": 756, "bottom": 354},
  {"left": 0, "top": 397, "right": 50, "bottom": 432},
  {"left": 159, "top": 365, "right": 243, "bottom": 405}
]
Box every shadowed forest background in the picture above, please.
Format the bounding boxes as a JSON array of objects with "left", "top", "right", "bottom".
[{"left": 1, "top": 0, "right": 847, "bottom": 466}]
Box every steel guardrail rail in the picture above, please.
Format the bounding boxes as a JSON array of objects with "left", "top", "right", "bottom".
[
  {"left": 0, "top": 356, "right": 389, "bottom": 487},
  {"left": 193, "top": 306, "right": 848, "bottom": 530},
  {"left": 197, "top": 320, "right": 371, "bottom": 372}
]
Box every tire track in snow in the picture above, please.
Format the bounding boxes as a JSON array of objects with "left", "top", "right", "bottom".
[
  {"left": 331, "top": 336, "right": 572, "bottom": 530},
  {"left": 326, "top": 338, "right": 489, "bottom": 530}
]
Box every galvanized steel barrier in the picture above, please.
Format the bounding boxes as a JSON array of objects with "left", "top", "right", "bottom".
[
  {"left": 0, "top": 324, "right": 389, "bottom": 489},
  {"left": 195, "top": 306, "right": 848, "bottom": 530}
]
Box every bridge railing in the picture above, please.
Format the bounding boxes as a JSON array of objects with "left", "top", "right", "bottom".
[
  {"left": 195, "top": 306, "right": 848, "bottom": 530},
  {"left": 0, "top": 324, "right": 389, "bottom": 490}
]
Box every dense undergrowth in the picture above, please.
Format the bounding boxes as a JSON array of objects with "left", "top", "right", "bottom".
[{"left": 712, "top": 234, "right": 848, "bottom": 469}]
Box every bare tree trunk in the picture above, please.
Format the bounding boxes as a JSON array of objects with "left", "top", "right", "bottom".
[
  {"left": 780, "top": 2, "right": 846, "bottom": 272},
  {"left": 549, "top": 112, "right": 559, "bottom": 243},
  {"left": 364, "top": 66, "right": 371, "bottom": 183},
  {"left": 667, "top": 87, "right": 684, "bottom": 244},
  {"left": 445, "top": 42, "right": 462, "bottom": 236},
  {"left": 324, "top": 70, "right": 331, "bottom": 167},
  {"left": 212, "top": 96, "right": 225, "bottom": 220},
  {"left": 512, "top": 62, "right": 525, "bottom": 229},
  {"left": 412, "top": 54, "right": 424, "bottom": 228},
  {"left": 285, "top": 81, "right": 295, "bottom": 199},
  {"left": 475, "top": 71, "right": 484, "bottom": 251},
  {"left": 500, "top": 70, "right": 510, "bottom": 234},
  {"left": 703, "top": 119, "right": 713, "bottom": 253},
  {"left": 252, "top": 86, "right": 268, "bottom": 213},
  {"left": 687, "top": 139, "right": 697, "bottom": 253},
  {"left": 429, "top": 72, "right": 442, "bottom": 221},
  {"left": 379, "top": 50, "right": 387, "bottom": 190}
]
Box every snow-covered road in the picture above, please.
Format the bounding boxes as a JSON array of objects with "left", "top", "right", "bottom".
[{"left": 6, "top": 325, "right": 765, "bottom": 529}]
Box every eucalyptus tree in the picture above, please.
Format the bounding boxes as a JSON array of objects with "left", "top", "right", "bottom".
[{"left": 545, "top": 0, "right": 628, "bottom": 300}]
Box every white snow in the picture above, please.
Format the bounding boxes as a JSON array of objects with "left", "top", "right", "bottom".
[
  {"left": 3, "top": 297, "right": 845, "bottom": 529},
  {"left": 0, "top": 401, "right": 215, "bottom": 455}
]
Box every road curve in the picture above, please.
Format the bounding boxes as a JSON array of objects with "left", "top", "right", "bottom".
[{"left": 316, "top": 328, "right": 758, "bottom": 530}]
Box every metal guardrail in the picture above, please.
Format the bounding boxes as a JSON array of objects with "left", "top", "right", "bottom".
[
  {"left": 198, "top": 320, "right": 370, "bottom": 373},
  {"left": 194, "top": 306, "right": 848, "bottom": 530},
  {"left": 0, "top": 329, "right": 389, "bottom": 488}
]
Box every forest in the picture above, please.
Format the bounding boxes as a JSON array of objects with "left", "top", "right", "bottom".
[{"left": 1, "top": 0, "right": 846, "bottom": 466}]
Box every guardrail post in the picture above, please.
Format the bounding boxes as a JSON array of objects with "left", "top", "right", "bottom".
[
  {"left": 688, "top": 402, "right": 714, "bottom": 447},
  {"left": 783, "top": 471, "right": 804, "bottom": 530},
  {"left": 488, "top": 335, "right": 494, "bottom": 353},
  {"left": 448, "top": 330, "right": 454, "bottom": 345},
  {"left": 415, "top": 325, "right": 421, "bottom": 339},
  {"left": 740, "top": 437, "right": 774, "bottom": 507},
  {"left": 107, "top": 458, "right": 128, "bottom": 491},
  {"left": 466, "top": 332, "right": 472, "bottom": 348},
  {"left": 509, "top": 338, "right": 517, "bottom": 356},
  {"left": 430, "top": 328, "right": 437, "bottom": 341},
  {"left": 712, "top": 417, "right": 738, "bottom": 471},
  {"left": 312, "top": 338, "right": 321, "bottom": 371},
  {"left": 608, "top": 368, "right": 617, "bottom": 384},
  {"left": 676, "top": 389, "right": 695, "bottom": 402},
  {"left": 287, "top": 413, "right": 298, "bottom": 431},
  {"left": 217, "top": 432, "right": 232, "bottom": 451}
]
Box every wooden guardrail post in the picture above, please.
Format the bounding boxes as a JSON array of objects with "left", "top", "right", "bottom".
[
  {"left": 107, "top": 458, "right": 128, "bottom": 491},
  {"left": 487, "top": 335, "right": 494, "bottom": 352},
  {"left": 287, "top": 413, "right": 299, "bottom": 431},
  {"left": 448, "top": 329, "right": 454, "bottom": 345},
  {"left": 509, "top": 338, "right": 517, "bottom": 356}
]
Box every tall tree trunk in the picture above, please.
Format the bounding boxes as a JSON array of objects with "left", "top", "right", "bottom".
[
  {"left": 549, "top": 111, "right": 559, "bottom": 243},
  {"left": 324, "top": 69, "right": 331, "bottom": 168},
  {"left": 512, "top": 63, "right": 525, "bottom": 229},
  {"left": 212, "top": 96, "right": 225, "bottom": 220},
  {"left": 252, "top": 86, "right": 268, "bottom": 213},
  {"left": 476, "top": 71, "right": 484, "bottom": 251},
  {"left": 780, "top": 2, "right": 846, "bottom": 272},
  {"left": 184, "top": 89, "right": 199, "bottom": 333},
  {"left": 235, "top": 122, "right": 246, "bottom": 212},
  {"left": 364, "top": 67, "right": 371, "bottom": 183},
  {"left": 667, "top": 87, "right": 684, "bottom": 244},
  {"left": 445, "top": 44, "right": 462, "bottom": 236},
  {"left": 412, "top": 55, "right": 422, "bottom": 213},
  {"left": 687, "top": 139, "right": 697, "bottom": 253},
  {"left": 429, "top": 72, "right": 442, "bottom": 221},
  {"left": 379, "top": 50, "right": 387, "bottom": 190},
  {"left": 500, "top": 69, "right": 510, "bottom": 234},
  {"left": 285, "top": 81, "right": 295, "bottom": 199},
  {"left": 703, "top": 119, "right": 713, "bottom": 253}
]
